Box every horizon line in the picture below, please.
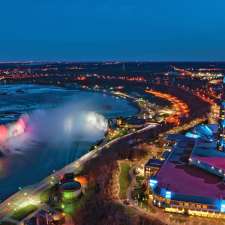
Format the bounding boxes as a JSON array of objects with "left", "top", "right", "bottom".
[{"left": 1, "top": 60, "right": 225, "bottom": 64}]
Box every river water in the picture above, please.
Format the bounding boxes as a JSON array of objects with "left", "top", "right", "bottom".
[{"left": 0, "top": 84, "right": 138, "bottom": 201}]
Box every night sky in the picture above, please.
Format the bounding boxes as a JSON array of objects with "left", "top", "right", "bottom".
[{"left": 1, "top": 0, "right": 225, "bottom": 61}]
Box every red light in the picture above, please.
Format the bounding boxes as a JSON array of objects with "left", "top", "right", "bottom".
[{"left": 0, "top": 125, "right": 8, "bottom": 143}]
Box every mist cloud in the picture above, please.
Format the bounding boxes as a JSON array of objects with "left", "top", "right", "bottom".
[{"left": 0, "top": 101, "right": 108, "bottom": 155}]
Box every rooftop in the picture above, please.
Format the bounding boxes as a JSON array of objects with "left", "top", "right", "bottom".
[
  {"left": 191, "top": 140, "right": 225, "bottom": 171},
  {"left": 145, "top": 158, "right": 164, "bottom": 168},
  {"left": 61, "top": 181, "right": 81, "bottom": 191},
  {"left": 155, "top": 130, "right": 225, "bottom": 203}
]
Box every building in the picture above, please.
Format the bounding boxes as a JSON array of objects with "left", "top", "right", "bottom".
[
  {"left": 22, "top": 209, "right": 65, "bottom": 225},
  {"left": 217, "top": 76, "right": 225, "bottom": 151},
  {"left": 60, "top": 181, "right": 82, "bottom": 202},
  {"left": 144, "top": 158, "right": 164, "bottom": 177},
  {"left": 148, "top": 122, "right": 225, "bottom": 218},
  {"left": 161, "top": 150, "right": 171, "bottom": 160},
  {"left": 51, "top": 212, "right": 66, "bottom": 225},
  {"left": 74, "top": 175, "right": 88, "bottom": 190},
  {"left": 146, "top": 76, "right": 225, "bottom": 218}
]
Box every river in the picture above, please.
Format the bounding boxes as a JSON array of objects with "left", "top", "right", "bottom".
[{"left": 0, "top": 84, "right": 138, "bottom": 201}]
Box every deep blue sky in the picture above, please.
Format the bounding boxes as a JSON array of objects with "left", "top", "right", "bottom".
[{"left": 1, "top": 0, "right": 225, "bottom": 61}]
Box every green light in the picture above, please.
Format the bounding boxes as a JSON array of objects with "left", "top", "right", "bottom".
[
  {"left": 62, "top": 203, "right": 75, "bottom": 214},
  {"left": 63, "top": 191, "right": 75, "bottom": 201}
]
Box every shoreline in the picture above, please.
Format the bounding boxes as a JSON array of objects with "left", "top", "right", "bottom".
[{"left": 0, "top": 84, "right": 142, "bottom": 214}]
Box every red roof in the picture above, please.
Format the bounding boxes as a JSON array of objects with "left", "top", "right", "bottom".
[
  {"left": 157, "top": 161, "right": 225, "bottom": 199},
  {"left": 193, "top": 156, "right": 225, "bottom": 171}
]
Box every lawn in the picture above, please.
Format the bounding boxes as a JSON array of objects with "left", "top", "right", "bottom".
[
  {"left": 62, "top": 186, "right": 95, "bottom": 216},
  {"left": 119, "top": 162, "right": 131, "bottom": 199},
  {"left": 40, "top": 187, "right": 52, "bottom": 203},
  {"left": 10, "top": 205, "right": 38, "bottom": 221}
]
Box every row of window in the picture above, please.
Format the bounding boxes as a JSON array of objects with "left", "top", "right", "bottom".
[{"left": 153, "top": 194, "right": 216, "bottom": 211}]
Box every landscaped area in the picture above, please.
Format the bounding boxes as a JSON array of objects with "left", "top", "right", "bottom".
[
  {"left": 119, "top": 162, "right": 131, "bottom": 199},
  {"left": 132, "top": 175, "right": 149, "bottom": 208},
  {"left": 10, "top": 205, "right": 38, "bottom": 221}
]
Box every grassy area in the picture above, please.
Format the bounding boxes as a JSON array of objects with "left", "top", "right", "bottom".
[
  {"left": 62, "top": 186, "right": 95, "bottom": 216},
  {"left": 136, "top": 175, "right": 145, "bottom": 183},
  {"left": 40, "top": 187, "right": 52, "bottom": 203},
  {"left": 119, "top": 162, "right": 131, "bottom": 199},
  {"left": 10, "top": 205, "right": 38, "bottom": 221}
]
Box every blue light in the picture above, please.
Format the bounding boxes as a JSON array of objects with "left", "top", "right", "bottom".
[
  {"left": 221, "top": 119, "right": 225, "bottom": 128},
  {"left": 203, "top": 125, "right": 213, "bottom": 136},
  {"left": 222, "top": 101, "right": 225, "bottom": 109},
  {"left": 185, "top": 132, "right": 200, "bottom": 139},
  {"left": 195, "top": 125, "right": 213, "bottom": 139},
  {"left": 149, "top": 179, "right": 158, "bottom": 189},
  {"left": 160, "top": 188, "right": 173, "bottom": 199},
  {"left": 165, "top": 191, "right": 172, "bottom": 199},
  {"left": 219, "top": 138, "right": 225, "bottom": 147},
  {"left": 220, "top": 200, "right": 225, "bottom": 212}
]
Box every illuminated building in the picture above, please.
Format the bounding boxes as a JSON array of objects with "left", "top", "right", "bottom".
[
  {"left": 61, "top": 181, "right": 82, "bottom": 202},
  {"left": 116, "top": 117, "right": 126, "bottom": 127},
  {"left": 60, "top": 172, "right": 82, "bottom": 202},
  {"left": 148, "top": 122, "right": 225, "bottom": 218},
  {"left": 23, "top": 209, "right": 65, "bottom": 225},
  {"left": 51, "top": 212, "right": 66, "bottom": 225},
  {"left": 144, "top": 159, "right": 164, "bottom": 177},
  {"left": 218, "top": 76, "right": 225, "bottom": 151},
  {"left": 74, "top": 175, "right": 88, "bottom": 189}
]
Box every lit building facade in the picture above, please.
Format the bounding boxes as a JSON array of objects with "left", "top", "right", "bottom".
[
  {"left": 148, "top": 123, "right": 225, "bottom": 218},
  {"left": 218, "top": 76, "right": 225, "bottom": 151},
  {"left": 144, "top": 159, "right": 163, "bottom": 177}
]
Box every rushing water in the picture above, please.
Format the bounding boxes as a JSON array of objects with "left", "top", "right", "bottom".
[{"left": 0, "top": 84, "right": 138, "bottom": 201}]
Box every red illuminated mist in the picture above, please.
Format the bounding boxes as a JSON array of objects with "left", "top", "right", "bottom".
[{"left": 0, "top": 115, "right": 28, "bottom": 144}]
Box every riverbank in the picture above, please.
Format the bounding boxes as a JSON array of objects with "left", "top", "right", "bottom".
[
  {"left": 0, "top": 84, "right": 140, "bottom": 202},
  {"left": 0, "top": 86, "right": 144, "bottom": 221}
]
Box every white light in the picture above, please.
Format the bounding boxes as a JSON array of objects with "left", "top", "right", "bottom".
[
  {"left": 165, "top": 191, "right": 172, "bottom": 199},
  {"left": 221, "top": 201, "right": 225, "bottom": 212},
  {"left": 64, "top": 117, "right": 73, "bottom": 133},
  {"left": 85, "top": 112, "right": 108, "bottom": 132},
  {"left": 16, "top": 197, "right": 40, "bottom": 209},
  {"left": 149, "top": 179, "right": 158, "bottom": 189}
]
